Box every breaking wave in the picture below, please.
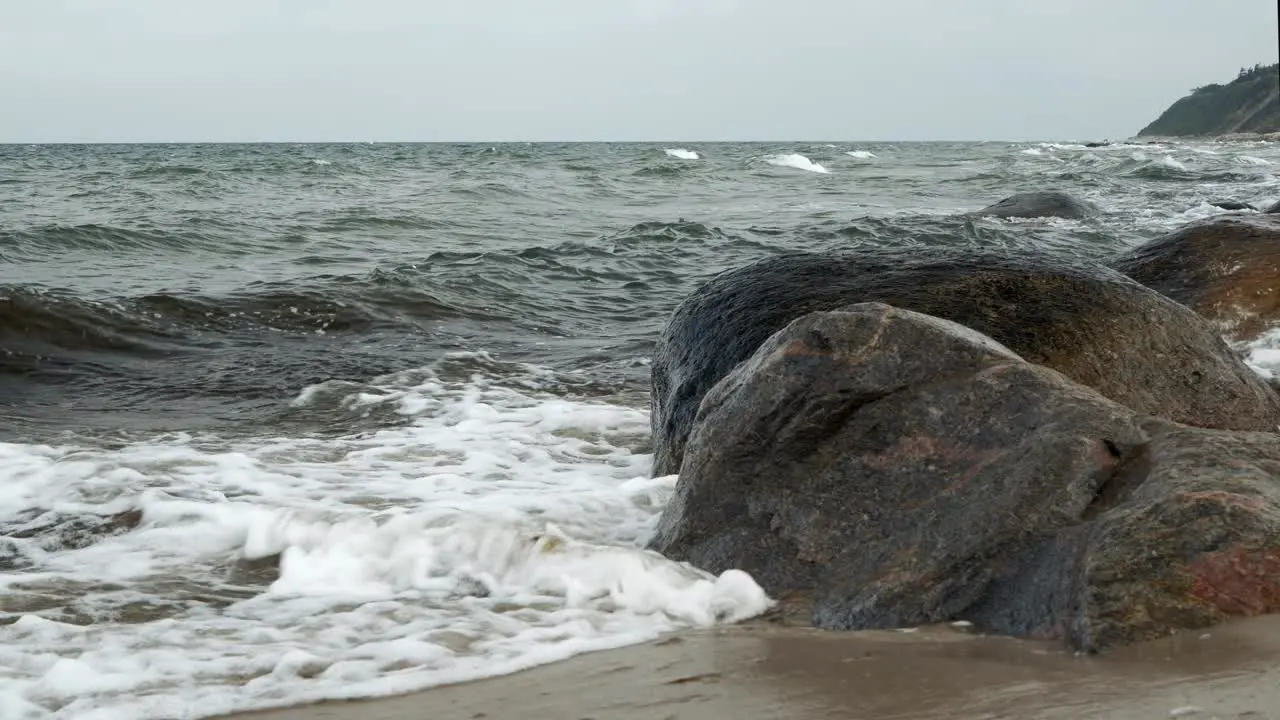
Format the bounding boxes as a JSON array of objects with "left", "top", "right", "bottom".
[
  {"left": 764, "top": 153, "right": 830, "bottom": 174},
  {"left": 663, "top": 148, "right": 699, "bottom": 160}
]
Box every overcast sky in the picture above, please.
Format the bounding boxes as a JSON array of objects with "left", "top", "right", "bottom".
[{"left": 1, "top": 0, "right": 1276, "bottom": 142}]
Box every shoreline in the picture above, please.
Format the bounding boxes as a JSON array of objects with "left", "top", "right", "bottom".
[{"left": 221, "top": 615, "right": 1280, "bottom": 720}]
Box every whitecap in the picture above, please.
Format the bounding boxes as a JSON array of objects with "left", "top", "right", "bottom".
[
  {"left": 1243, "top": 328, "right": 1280, "bottom": 379},
  {"left": 845, "top": 150, "right": 876, "bottom": 159},
  {"left": 765, "top": 153, "right": 830, "bottom": 174},
  {"left": 663, "top": 148, "right": 699, "bottom": 160}
]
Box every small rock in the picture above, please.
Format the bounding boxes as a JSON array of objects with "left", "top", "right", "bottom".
[{"left": 972, "top": 190, "right": 1099, "bottom": 220}]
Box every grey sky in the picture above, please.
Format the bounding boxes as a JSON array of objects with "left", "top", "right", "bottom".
[{"left": 1, "top": 0, "right": 1276, "bottom": 142}]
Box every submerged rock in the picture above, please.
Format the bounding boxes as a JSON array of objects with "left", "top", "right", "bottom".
[
  {"left": 1208, "top": 200, "right": 1257, "bottom": 212},
  {"left": 649, "top": 303, "right": 1280, "bottom": 651},
  {"left": 1110, "top": 215, "right": 1280, "bottom": 340},
  {"left": 650, "top": 250, "right": 1280, "bottom": 476},
  {"left": 2, "top": 508, "right": 143, "bottom": 551},
  {"left": 972, "top": 191, "right": 1098, "bottom": 220}
]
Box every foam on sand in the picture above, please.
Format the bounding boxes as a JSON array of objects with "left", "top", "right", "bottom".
[
  {"left": 765, "top": 153, "right": 830, "bottom": 174},
  {"left": 664, "top": 148, "right": 699, "bottom": 160},
  {"left": 0, "top": 355, "right": 773, "bottom": 720}
]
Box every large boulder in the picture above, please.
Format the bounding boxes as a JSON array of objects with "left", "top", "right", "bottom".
[
  {"left": 972, "top": 191, "right": 1098, "bottom": 220},
  {"left": 649, "top": 303, "right": 1280, "bottom": 651},
  {"left": 651, "top": 250, "right": 1280, "bottom": 476},
  {"left": 1110, "top": 215, "right": 1280, "bottom": 340}
]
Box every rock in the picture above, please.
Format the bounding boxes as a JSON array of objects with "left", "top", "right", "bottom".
[
  {"left": 1110, "top": 215, "right": 1280, "bottom": 340},
  {"left": 972, "top": 191, "right": 1099, "bottom": 220},
  {"left": 1065, "top": 420, "right": 1280, "bottom": 648},
  {"left": 1, "top": 508, "right": 143, "bottom": 551},
  {"left": 650, "top": 250, "right": 1280, "bottom": 476},
  {"left": 649, "top": 303, "right": 1280, "bottom": 651},
  {"left": 1208, "top": 200, "right": 1257, "bottom": 211},
  {"left": 1084, "top": 141, "right": 1111, "bottom": 148}
]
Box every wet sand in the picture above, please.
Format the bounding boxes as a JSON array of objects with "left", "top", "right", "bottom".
[{"left": 224, "top": 615, "right": 1280, "bottom": 720}]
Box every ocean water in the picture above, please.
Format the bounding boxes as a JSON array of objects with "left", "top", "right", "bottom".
[{"left": 3, "top": 139, "right": 1280, "bottom": 719}]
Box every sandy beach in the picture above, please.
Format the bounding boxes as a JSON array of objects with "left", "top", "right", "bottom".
[{"left": 223, "top": 614, "right": 1280, "bottom": 720}]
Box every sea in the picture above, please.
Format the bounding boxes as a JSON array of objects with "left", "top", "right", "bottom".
[{"left": 3, "top": 140, "right": 1280, "bottom": 719}]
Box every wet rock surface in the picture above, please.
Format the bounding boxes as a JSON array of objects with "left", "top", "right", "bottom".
[
  {"left": 972, "top": 191, "right": 1099, "bottom": 220},
  {"left": 1208, "top": 199, "right": 1257, "bottom": 211},
  {"left": 650, "top": 250, "right": 1280, "bottom": 476},
  {"left": 1110, "top": 214, "right": 1280, "bottom": 340}
]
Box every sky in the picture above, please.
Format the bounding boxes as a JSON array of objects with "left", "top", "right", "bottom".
[{"left": 1, "top": 0, "right": 1277, "bottom": 142}]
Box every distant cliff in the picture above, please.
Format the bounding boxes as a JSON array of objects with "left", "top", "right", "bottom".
[{"left": 1138, "top": 64, "right": 1280, "bottom": 137}]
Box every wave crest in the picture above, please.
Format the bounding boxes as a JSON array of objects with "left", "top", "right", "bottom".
[{"left": 764, "top": 153, "right": 830, "bottom": 174}]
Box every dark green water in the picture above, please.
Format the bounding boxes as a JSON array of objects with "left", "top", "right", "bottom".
[{"left": 4, "top": 140, "right": 1276, "bottom": 437}]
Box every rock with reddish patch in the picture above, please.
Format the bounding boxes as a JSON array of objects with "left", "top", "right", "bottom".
[
  {"left": 1070, "top": 422, "right": 1280, "bottom": 648},
  {"left": 1110, "top": 214, "right": 1280, "bottom": 340},
  {"left": 649, "top": 303, "right": 1280, "bottom": 651}
]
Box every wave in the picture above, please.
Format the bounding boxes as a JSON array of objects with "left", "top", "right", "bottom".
[
  {"left": 0, "top": 368, "right": 769, "bottom": 718},
  {"left": 126, "top": 165, "right": 209, "bottom": 179},
  {"left": 764, "top": 153, "right": 830, "bottom": 174},
  {"left": 0, "top": 288, "right": 182, "bottom": 358},
  {"left": 845, "top": 150, "right": 877, "bottom": 160},
  {"left": 663, "top": 148, "right": 699, "bottom": 160},
  {"left": 1122, "top": 153, "right": 1195, "bottom": 180},
  {"left": 632, "top": 165, "right": 695, "bottom": 178},
  {"left": 1, "top": 224, "right": 201, "bottom": 254},
  {"left": 0, "top": 282, "right": 431, "bottom": 370}
]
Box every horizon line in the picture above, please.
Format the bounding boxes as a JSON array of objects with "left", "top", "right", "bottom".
[{"left": 0, "top": 137, "right": 1143, "bottom": 146}]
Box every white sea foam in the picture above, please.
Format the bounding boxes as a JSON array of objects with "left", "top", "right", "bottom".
[
  {"left": 1158, "top": 155, "right": 1189, "bottom": 171},
  {"left": 310, "top": 159, "right": 332, "bottom": 166},
  {"left": 1243, "top": 328, "right": 1280, "bottom": 379},
  {"left": 663, "top": 148, "right": 699, "bottom": 160},
  {"left": 765, "top": 153, "right": 829, "bottom": 174},
  {"left": 845, "top": 150, "right": 876, "bottom": 160},
  {"left": 1020, "top": 148, "right": 1044, "bottom": 156},
  {"left": 1237, "top": 155, "right": 1272, "bottom": 166},
  {"left": 0, "top": 355, "right": 773, "bottom": 719},
  {"left": 1037, "top": 142, "right": 1087, "bottom": 151}
]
